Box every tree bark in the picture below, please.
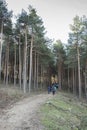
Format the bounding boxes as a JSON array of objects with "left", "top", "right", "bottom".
[
  {"left": 6, "top": 40, "right": 9, "bottom": 86},
  {"left": 36, "top": 54, "right": 39, "bottom": 89},
  {"left": 3, "top": 49, "right": 6, "bottom": 84},
  {"left": 14, "top": 44, "right": 16, "bottom": 87},
  {"left": 29, "top": 34, "right": 33, "bottom": 93},
  {"left": 23, "top": 26, "right": 27, "bottom": 93},
  {"left": 85, "top": 60, "right": 87, "bottom": 99},
  {"left": 40, "top": 64, "right": 43, "bottom": 90},
  {"left": 19, "top": 36, "right": 22, "bottom": 89},
  {"left": 68, "top": 66, "right": 70, "bottom": 92},
  {"left": 77, "top": 46, "right": 81, "bottom": 99},
  {"left": 58, "top": 63, "right": 62, "bottom": 90},
  {"left": 0, "top": 21, "right": 3, "bottom": 81},
  {"left": 34, "top": 51, "right": 36, "bottom": 90},
  {"left": 72, "top": 68, "right": 75, "bottom": 95}
]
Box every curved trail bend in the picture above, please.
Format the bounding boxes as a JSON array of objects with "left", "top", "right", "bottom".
[{"left": 0, "top": 93, "right": 52, "bottom": 130}]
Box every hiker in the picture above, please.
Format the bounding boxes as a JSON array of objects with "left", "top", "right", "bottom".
[
  {"left": 55, "top": 82, "right": 59, "bottom": 89},
  {"left": 52, "top": 83, "right": 56, "bottom": 95},
  {"left": 47, "top": 85, "right": 51, "bottom": 94}
]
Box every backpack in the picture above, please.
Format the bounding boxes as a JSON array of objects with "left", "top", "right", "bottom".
[
  {"left": 54, "top": 86, "right": 56, "bottom": 91},
  {"left": 52, "top": 85, "right": 56, "bottom": 91}
]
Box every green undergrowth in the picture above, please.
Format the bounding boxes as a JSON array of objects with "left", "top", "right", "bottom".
[
  {"left": 40, "top": 92, "right": 87, "bottom": 130},
  {"left": 0, "top": 86, "right": 26, "bottom": 109},
  {"left": 0, "top": 85, "right": 45, "bottom": 109}
]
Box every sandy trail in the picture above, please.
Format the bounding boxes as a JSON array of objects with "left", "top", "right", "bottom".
[{"left": 0, "top": 93, "right": 52, "bottom": 130}]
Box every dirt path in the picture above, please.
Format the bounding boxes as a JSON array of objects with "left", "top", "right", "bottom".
[{"left": 0, "top": 93, "right": 52, "bottom": 130}]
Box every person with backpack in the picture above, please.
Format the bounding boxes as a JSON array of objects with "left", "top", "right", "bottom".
[
  {"left": 48, "top": 85, "right": 51, "bottom": 94},
  {"left": 52, "top": 83, "right": 56, "bottom": 95}
]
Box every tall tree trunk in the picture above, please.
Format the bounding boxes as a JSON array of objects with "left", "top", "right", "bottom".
[
  {"left": 40, "top": 64, "right": 43, "bottom": 89},
  {"left": 29, "top": 35, "right": 33, "bottom": 93},
  {"left": 19, "top": 36, "right": 22, "bottom": 89},
  {"left": 34, "top": 51, "right": 36, "bottom": 90},
  {"left": 68, "top": 66, "right": 70, "bottom": 92},
  {"left": 3, "top": 50, "right": 6, "bottom": 84},
  {"left": 0, "top": 21, "right": 3, "bottom": 81},
  {"left": 77, "top": 46, "right": 81, "bottom": 99},
  {"left": 72, "top": 68, "right": 75, "bottom": 95},
  {"left": 74, "top": 67, "right": 77, "bottom": 95},
  {"left": 85, "top": 60, "right": 87, "bottom": 99},
  {"left": 6, "top": 40, "right": 9, "bottom": 86},
  {"left": 58, "top": 63, "right": 62, "bottom": 90},
  {"left": 36, "top": 54, "right": 39, "bottom": 89},
  {"left": 14, "top": 44, "right": 16, "bottom": 86},
  {"left": 23, "top": 26, "right": 27, "bottom": 93}
]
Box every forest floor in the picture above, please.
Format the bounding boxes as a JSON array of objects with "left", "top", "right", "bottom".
[{"left": 0, "top": 86, "right": 87, "bottom": 130}]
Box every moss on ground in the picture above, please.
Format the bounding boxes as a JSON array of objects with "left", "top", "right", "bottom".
[{"left": 40, "top": 92, "right": 87, "bottom": 130}]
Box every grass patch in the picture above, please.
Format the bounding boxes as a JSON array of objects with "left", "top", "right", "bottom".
[
  {"left": 0, "top": 86, "right": 26, "bottom": 109},
  {"left": 40, "top": 92, "right": 87, "bottom": 130}
]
